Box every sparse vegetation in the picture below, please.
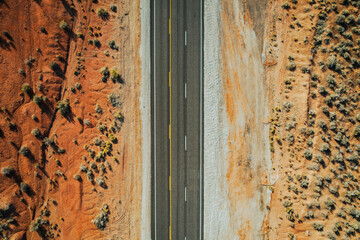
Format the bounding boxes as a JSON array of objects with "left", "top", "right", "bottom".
[
  {"left": 19, "top": 146, "right": 30, "bottom": 156},
  {"left": 56, "top": 101, "right": 70, "bottom": 116},
  {"left": 1, "top": 167, "right": 15, "bottom": 177},
  {"left": 59, "top": 20, "right": 69, "bottom": 30},
  {"left": 97, "top": 8, "right": 109, "bottom": 19}
]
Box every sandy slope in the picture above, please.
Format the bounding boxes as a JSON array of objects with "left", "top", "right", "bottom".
[{"left": 204, "top": 0, "right": 271, "bottom": 239}]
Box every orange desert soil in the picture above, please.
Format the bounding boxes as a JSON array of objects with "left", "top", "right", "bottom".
[{"left": 0, "top": 0, "right": 143, "bottom": 239}]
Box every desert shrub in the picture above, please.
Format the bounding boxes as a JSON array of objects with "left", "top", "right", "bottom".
[
  {"left": 286, "top": 62, "right": 296, "bottom": 71},
  {"left": 108, "top": 40, "right": 117, "bottom": 50},
  {"left": 93, "top": 39, "right": 101, "bottom": 47},
  {"left": 300, "top": 180, "right": 309, "bottom": 188},
  {"left": 21, "top": 83, "right": 31, "bottom": 93},
  {"left": 94, "top": 138, "right": 102, "bottom": 146},
  {"left": 313, "top": 223, "right": 324, "bottom": 231},
  {"left": 329, "top": 186, "right": 338, "bottom": 195},
  {"left": 95, "top": 104, "right": 102, "bottom": 114},
  {"left": 92, "top": 211, "right": 109, "bottom": 230},
  {"left": 1, "top": 167, "right": 15, "bottom": 177},
  {"left": 33, "top": 95, "right": 43, "bottom": 105},
  {"left": 59, "top": 20, "right": 69, "bottom": 30},
  {"left": 49, "top": 61, "right": 60, "bottom": 72},
  {"left": 341, "top": 9, "right": 349, "bottom": 16},
  {"left": 80, "top": 164, "right": 88, "bottom": 172},
  {"left": 73, "top": 174, "right": 81, "bottom": 181},
  {"left": 318, "top": 85, "right": 328, "bottom": 95},
  {"left": 304, "top": 149, "right": 312, "bottom": 159},
  {"left": 84, "top": 119, "right": 91, "bottom": 126},
  {"left": 110, "top": 5, "right": 117, "bottom": 12},
  {"left": 335, "top": 14, "right": 346, "bottom": 25},
  {"left": 283, "top": 101, "right": 292, "bottom": 112},
  {"left": 42, "top": 137, "right": 54, "bottom": 146},
  {"left": 321, "top": 106, "right": 329, "bottom": 115},
  {"left": 326, "top": 75, "right": 337, "bottom": 89},
  {"left": 305, "top": 211, "right": 314, "bottom": 219},
  {"left": 324, "top": 198, "right": 336, "bottom": 210},
  {"left": 307, "top": 163, "right": 320, "bottom": 171},
  {"left": 287, "top": 133, "right": 294, "bottom": 145},
  {"left": 56, "top": 101, "right": 70, "bottom": 116},
  {"left": 96, "top": 176, "right": 105, "bottom": 186},
  {"left": 326, "top": 56, "right": 337, "bottom": 70},
  {"left": 281, "top": 2, "right": 290, "bottom": 9},
  {"left": 2, "top": 30, "right": 11, "bottom": 39},
  {"left": 86, "top": 170, "right": 94, "bottom": 182},
  {"left": 20, "top": 182, "right": 30, "bottom": 193},
  {"left": 110, "top": 68, "right": 120, "bottom": 82},
  {"left": 31, "top": 128, "right": 41, "bottom": 137},
  {"left": 75, "top": 82, "right": 81, "bottom": 89},
  {"left": 320, "top": 143, "right": 330, "bottom": 153},
  {"left": 349, "top": 206, "right": 360, "bottom": 219},
  {"left": 97, "top": 8, "right": 109, "bottom": 19},
  {"left": 354, "top": 125, "right": 360, "bottom": 137},
  {"left": 318, "top": 120, "right": 327, "bottom": 130},
  {"left": 19, "top": 146, "right": 30, "bottom": 156},
  {"left": 40, "top": 26, "right": 46, "bottom": 33},
  {"left": 114, "top": 111, "right": 124, "bottom": 122},
  {"left": 29, "top": 217, "right": 49, "bottom": 236}
]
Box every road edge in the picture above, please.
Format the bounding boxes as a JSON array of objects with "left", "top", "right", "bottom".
[{"left": 140, "top": 0, "right": 151, "bottom": 239}]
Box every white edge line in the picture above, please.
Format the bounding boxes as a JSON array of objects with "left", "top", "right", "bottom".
[
  {"left": 199, "top": 0, "right": 203, "bottom": 239},
  {"left": 153, "top": 0, "right": 157, "bottom": 239}
]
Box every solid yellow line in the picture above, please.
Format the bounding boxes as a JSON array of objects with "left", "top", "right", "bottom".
[{"left": 169, "top": 0, "right": 172, "bottom": 239}]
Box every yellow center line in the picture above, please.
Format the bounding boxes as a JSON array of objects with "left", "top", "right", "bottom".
[{"left": 169, "top": 0, "right": 172, "bottom": 239}]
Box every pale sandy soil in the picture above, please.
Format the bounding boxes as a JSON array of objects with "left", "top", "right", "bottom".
[{"left": 204, "top": 0, "right": 271, "bottom": 239}]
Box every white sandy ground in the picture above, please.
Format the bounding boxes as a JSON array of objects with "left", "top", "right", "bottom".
[
  {"left": 140, "top": 0, "right": 151, "bottom": 239},
  {"left": 204, "top": 0, "right": 272, "bottom": 239},
  {"left": 204, "top": 0, "right": 232, "bottom": 239}
]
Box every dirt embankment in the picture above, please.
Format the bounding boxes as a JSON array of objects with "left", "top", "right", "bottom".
[
  {"left": 220, "top": 0, "right": 271, "bottom": 238},
  {"left": 0, "top": 0, "right": 143, "bottom": 239}
]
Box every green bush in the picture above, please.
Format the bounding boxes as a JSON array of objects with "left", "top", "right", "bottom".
[
  {"left": 92, "top": 210, "right": 109, "bottom": 230},
  {"left": 95, "top": 104, "right": 102, "bottom": 114},
  {"left": 286, "top": 62, "right": 296, "bottom": 71},
  {"left": 110, "top": 5, "right": 117, "bottom": 12},
  {"left": 281, "top": 2, "right": 290, "bottom": 9},
  {"left": 49, "top": 61, "right": 60, "bottom": 71},
  {"left": 73, "top": 174, "right": 81, "bottom": 181},
  {"left": 20, "top": 182, "right": 30, "bottom": 193},
  {"left": 355, "top": 125, "right": 360, "bottom": 137},
  {"left": 21, "top": 83, "right": 31, "bottom": 93},
  {"left": 56, "top": 101, "right": 70, "bottom": 116},
  {"left": 19, "top": 146, "right": 30, "bottom": 156},
  {"left": 313, "top": 222, "right": 324, "bottom": 231},
  {"left": 335, "top": 14, "right": 346, "bottom": 25},
  {"left": 33, "top": 95, "right": 43, "bottom": 105},
  {"left": 97, "top": 8, "right": 109, "bottom": 19},
  {"left": 31, "top": 128, "right": 41, "bottom": 137},
  {"left": 59, "top": 20, "right": 69, "bottom": 30},
  {"left": 1, "top": 167, "right": 15, "bottom": 177}
]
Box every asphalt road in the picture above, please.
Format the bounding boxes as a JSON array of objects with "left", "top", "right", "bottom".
[{"left": 152, "top": 0, "right": 203, "bottom": 239}]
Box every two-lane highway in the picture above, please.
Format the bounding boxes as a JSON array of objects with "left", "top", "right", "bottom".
[{"left": 151, "top": 0, "right": 203, "bottom": 239}]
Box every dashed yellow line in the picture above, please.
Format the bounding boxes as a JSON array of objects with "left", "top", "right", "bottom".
[{"left": 169, "top": 0, "right": 172, "bottom": 239}]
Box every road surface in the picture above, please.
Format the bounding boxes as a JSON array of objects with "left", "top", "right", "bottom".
[{"left": 151, "top": 0, "right": 203, "bottom": 239}]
